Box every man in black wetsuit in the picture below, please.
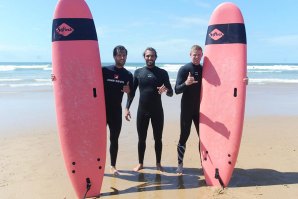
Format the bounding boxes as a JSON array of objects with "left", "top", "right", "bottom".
[
  {"left": 126, "top": 47, "right": 173, "bottom": 172},
  {"left": 175, "top": 45, "right": 203, "bottom": 174},
  {"left": 102, "top": 45, "right": 133, "bottom": 175}
]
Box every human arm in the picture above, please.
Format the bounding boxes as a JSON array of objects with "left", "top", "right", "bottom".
[
  {"left": 125, "top": 70, "right": 138, "bottom": 110},
  {"left": 159, "top": 71, "right": 173, "bottom": 97},
  {"left": 124, "top": 73, "right": 134, "bottom": 121},
  {"left": 175, "top": 64, "right": 199, "bottom": 94},
  {"left": 122, "top": 82, "right": 130, "bottom": 94},
  {"left": 174, "top": 66, "right": 188, "bottom": 94}
]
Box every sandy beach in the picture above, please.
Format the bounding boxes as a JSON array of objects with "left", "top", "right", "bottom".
[{"left": 1, "top": 83, "right": 298, "bottom": 199}]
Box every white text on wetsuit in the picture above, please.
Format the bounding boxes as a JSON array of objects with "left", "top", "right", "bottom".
[{"left": 106, "top": 79, "right": 125, "bottom": 84}]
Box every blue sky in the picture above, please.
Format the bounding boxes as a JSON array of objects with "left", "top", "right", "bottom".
[{"left": 0, "top": 0, "right": 297, "bottom": 63}]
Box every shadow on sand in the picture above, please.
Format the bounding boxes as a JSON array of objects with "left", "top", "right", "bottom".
[
  {"left": 100, "top": 166, "right": 204, "bottom": 197},
  {"left": 96, "top": 167, "right": 298, "bottom": 197},
  {"left": 230, "top": 168, "right": 298, "bottom": 187}
]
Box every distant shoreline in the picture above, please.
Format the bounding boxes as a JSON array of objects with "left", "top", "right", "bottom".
[{"left": 1, "top": 62, "right": 298, "bottom": 65}]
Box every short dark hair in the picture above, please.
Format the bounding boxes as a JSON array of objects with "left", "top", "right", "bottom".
[
  {"left": 190, "top": 45, "right": 203, "bottom": 52},
  {"left": 113, "top": 45, "right": 127, "bottom": 56},
  {"left": 143, "top": 47, "right": 157, "bottom": 58}
]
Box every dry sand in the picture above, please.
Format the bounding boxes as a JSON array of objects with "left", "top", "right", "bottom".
[{"left": 1, "top": 84, "right": 298, "bottom": 199}]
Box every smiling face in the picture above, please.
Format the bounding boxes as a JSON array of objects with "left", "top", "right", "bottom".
[
  {"left": 144, "top": 49, "right": 157, "bottom": 68},
  {"left": 190, "top": 48, "right": 203, "bottom": 66}
]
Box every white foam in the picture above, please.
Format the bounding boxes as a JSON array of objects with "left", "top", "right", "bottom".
[
  {"left": 0, "top": 64, "right": 51, "bottom": 71},
  {"left": 35, "top": 79, "right": 51, "bottom": 82},
  {"left": 0, "top": 78, "right": 22, "bottom": 82},
  {"left": 248, "top": 65, "right": 298, "bottom": 71},
  {"left": 9, "top": 83, "right": 53, "bottom": 87},
  {"left": 249, "top": 78, "right": 298, "bottom": 84}
]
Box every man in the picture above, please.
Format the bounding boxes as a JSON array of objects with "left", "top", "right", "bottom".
[
  {"left": 126, "top": 47, "right": 173, "bottom": 172},
  {"left": 102, "top": 45, "right": 133, "bottom": 175},
  {"left": 175, "top": 45, "right": 203, "bottom": 174}
]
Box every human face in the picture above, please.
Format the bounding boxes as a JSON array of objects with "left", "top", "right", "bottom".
[
  {"left": 190, "top": 49, "right": 203, "bottom": 66},
  {"left": 114, "top": 51, "right": 127, "bottom": 68},
  {"left": 144, "top": 50, "right": 156, "bottom": 68}
]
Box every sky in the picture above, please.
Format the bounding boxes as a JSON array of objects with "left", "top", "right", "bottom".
[{"left": 0, "top": 0, "right": 298, "bottom": 63}]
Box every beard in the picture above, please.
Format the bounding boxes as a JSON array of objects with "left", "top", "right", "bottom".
[
  {"left": 116, "top": 60, "right": 125, "bottom": 67},
  {"left": 146, "top": 60, "right": 155, "bottom": 67}
]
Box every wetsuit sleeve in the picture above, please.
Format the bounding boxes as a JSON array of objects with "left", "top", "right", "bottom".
[
  {"left": 102, "top": 67, "right": 107, "bottom": 83},
  {"left": 125, "top": 72, "right": 134, "bottom": 109},
  {"left": 163, "top": 71, "right": 173, "bottom": 97},
  {"left": 126, "top": 70, "right": 139, "bottom": 109},
  {"left": 175, "top": 66, "right": 187, "bottom": 94}
]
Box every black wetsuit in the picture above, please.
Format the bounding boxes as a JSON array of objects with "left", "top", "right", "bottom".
[
  {"left": 127, "top": 66, "right": 173, "bottom": 164},
  {"left": 175, "top": 62, "right": 202, "bottom": 164},
  {"left": 102, "top": 65, "right": 133, "bottom": 167}
]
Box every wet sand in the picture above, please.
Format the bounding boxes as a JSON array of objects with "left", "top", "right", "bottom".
[{"left": 1, "top": 83, "right": 298, "bottom": 198}]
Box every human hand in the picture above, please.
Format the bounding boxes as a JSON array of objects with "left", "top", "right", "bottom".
[
  {"left": 122, "top": 82, "right": 130, "bottom": 93},
  {"left": 157, "top": 84, "right": 168, "bottom": 94},
  {"left": 185, "top": 72, "right": 198, "bottom": 85},
  {"left": 243, "top": 77, "right": 249, "bottom": 85},
  {"left": 51, "top": 74, "right": 56, "bottom": 81},
  {"left": 124, "top": 108, "right": 131, "bottom": 121}
]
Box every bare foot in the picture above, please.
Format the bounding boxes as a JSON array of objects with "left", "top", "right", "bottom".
[
  {"left": 133, "top": 164, "right": 143, "bottom": 172},
  {"left": 156, "top": 163, "right": 164, "bottom": 172},
  {"left": 110, "top": 166, "right": 120, "bottom": 176}
]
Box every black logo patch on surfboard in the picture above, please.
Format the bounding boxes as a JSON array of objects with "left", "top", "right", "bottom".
[
  {"left": 52, "top": 18, "right": 97, "bottom": 41},
  {"left": 205, "top": 23, "right": 246, "bottom": 45}
]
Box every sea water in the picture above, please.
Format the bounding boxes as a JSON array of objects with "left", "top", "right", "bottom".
[{"left": 1, "top": 62, "right": 298, "bottom": 91}]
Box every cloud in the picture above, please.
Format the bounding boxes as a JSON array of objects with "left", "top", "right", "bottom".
[
  {"left": 95, "top": 20, "right": 155, "bottom": 38},
  {"left": 147, "top": 38, "right": 200, "bottom": 61},
  {"left": 1, "top": 43, "right": 48, "bottom": 51},
  {"left": 95, "top": 25, "right": 106, "bottom": 37},
  {"left": 263, "top": 35, "right": 298, "bottom": 47},
  {"left": 0, "top": 45, "right": 27, "bottom": 52},
  {"left": 151, "top": 38, "right": 192, "bottom": 47},
  {"left": 193, "top": 1, "right": 211, "bottom": 8},
  {"left": 181, "top": 0, "right": 211, "bottom": 8},
  {"left": 0, "top": 44, "right": 50, "bottom": 61},
  {"left": 172, "top": 16, "right": 208, "bottom": 28}
]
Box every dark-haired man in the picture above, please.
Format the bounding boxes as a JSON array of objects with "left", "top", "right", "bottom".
[
  {"left": 102, "top": 45, "right": 133, "bottom": 175},
  {"left": 126, "top": 47, "right": 173, "bottom": 172}
]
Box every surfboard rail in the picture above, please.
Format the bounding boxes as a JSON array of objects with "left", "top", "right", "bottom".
[
  {"left": 51, "top": 0, "right": 106, "bottom": 198},
  {"left": 199, "top": 2, "right": 247, "bottom": 187}
]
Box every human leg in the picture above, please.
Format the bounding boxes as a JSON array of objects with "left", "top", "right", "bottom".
[
  {"left": 151, "top": 109, "right": 164, "bottom": 164},
  {"left": 134, "top": 108, "right": 150, "bottom": 170},
  {"left": 151, "top": 109, "right": 164, "bottom": 171},
  {"left": 176, "top": 108, "right": 192, "bottom": 173},
  {"left": 107, "top": 109, "right": 122, "bottom": 168},
  {"left": 107, "top": 109, "right": 122, "bottom": 175}
]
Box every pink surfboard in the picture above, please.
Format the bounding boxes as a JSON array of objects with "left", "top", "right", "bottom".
[
  {"left": 51, "top": 0, "right": 106, "bottom": 198},
  {"left": 199, "top": 2, "right": 247, "bottom": 187}
]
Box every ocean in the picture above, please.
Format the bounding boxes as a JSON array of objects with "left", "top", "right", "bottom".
[{"left": 1, "top": 62, "right": 298, "bottom": 92}]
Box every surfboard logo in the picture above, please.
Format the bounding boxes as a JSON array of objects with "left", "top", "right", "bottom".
[
  {"left": 56, "top": 23, "right": 74, "bottom": 37},
  {"left": 209, "top": 29, "right": 224, "bottom": 40}
]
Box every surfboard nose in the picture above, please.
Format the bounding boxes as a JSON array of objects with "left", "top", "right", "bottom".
[
  {"left": 209, "top": 2, "right": 244, "bottom": 24},
  {"left": 53, "top": 0, "right": 93, "bottom": 19}
]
